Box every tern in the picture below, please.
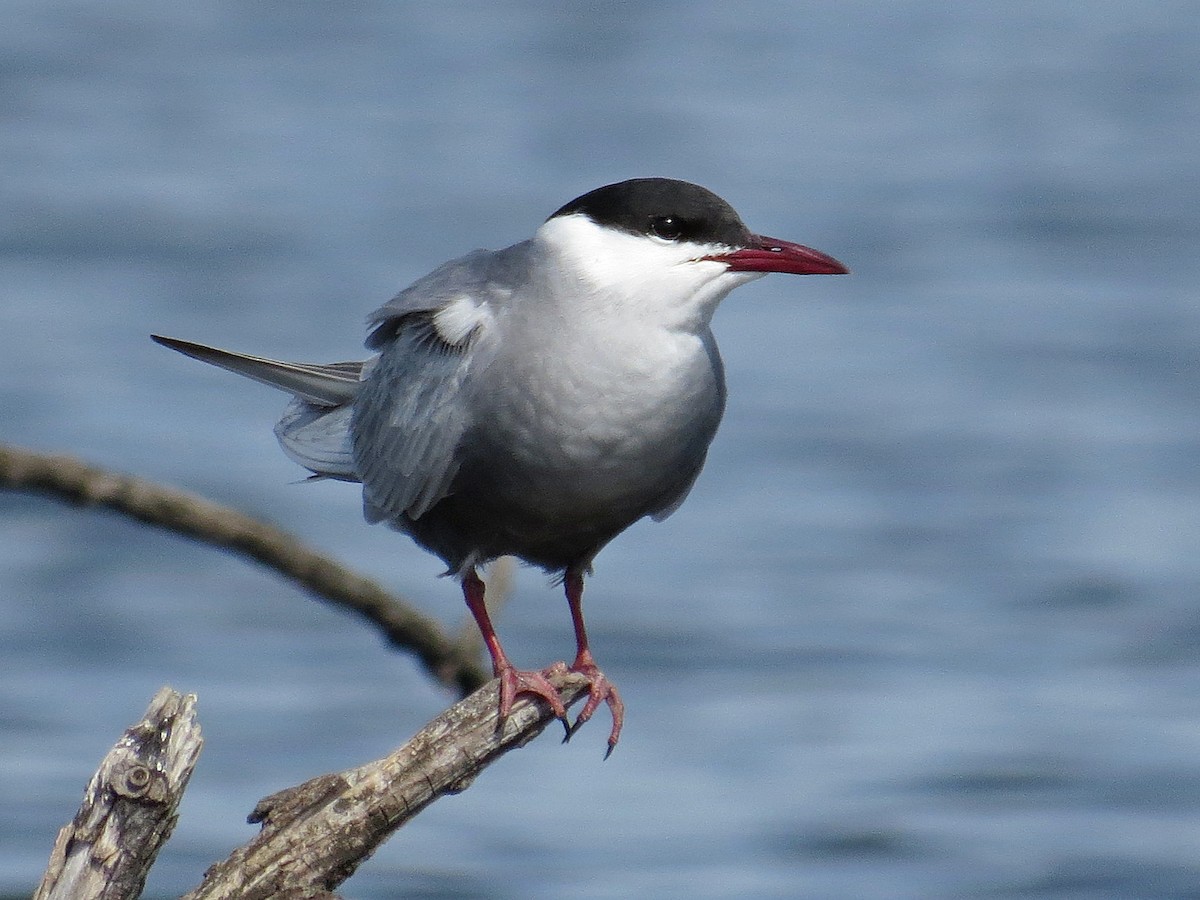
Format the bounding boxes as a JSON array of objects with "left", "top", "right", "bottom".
[{"left": 153, "top": 177, "right": 848, "bottom": 755}]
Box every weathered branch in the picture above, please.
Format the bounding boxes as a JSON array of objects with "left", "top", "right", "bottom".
[
  {"left": 183, "top": 668, "right": 587, "bottom": 899},
  {"left": 34, "top": 687, "right": 203, "bottom": 900},
  {"left": 14, "top": 442, "right": 585, "bottom": 895},
  {"left": 37, "top": 675, "right": 591, "bottom": 899},
  {"left": 0, "top": 441, "right": 488, "bottom": 695}
]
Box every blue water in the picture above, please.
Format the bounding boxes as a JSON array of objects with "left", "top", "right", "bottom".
[{"left": 3, "top": 2, "right": 1199, "bottom": 897}]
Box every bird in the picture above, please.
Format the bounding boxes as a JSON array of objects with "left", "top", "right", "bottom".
[{"left": 152, "top": 177, "right": 848, "bottom": 756}]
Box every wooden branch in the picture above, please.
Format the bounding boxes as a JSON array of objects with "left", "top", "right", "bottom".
[
  {"left": 34, "top": 687, "right": 203, "bottom": 900},
  {"left": 183, "top": 669, "right": 590, "bottom": 900},
  {"left": 13, "top": 443, "right": 592, "bottom": 895},
  {"left": 0, "top": 441, "right": 488, "bottom": 695}
]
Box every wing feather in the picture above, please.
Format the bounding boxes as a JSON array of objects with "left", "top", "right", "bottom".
[
  {"left": 351, "top": 312, "right": 484, "bottom": 522},
  {"left": 350, "top": 243, "right": 528, "bottom": 522},
  {"left": 151, "top": 335, "right": 362, "bottom": 406}
]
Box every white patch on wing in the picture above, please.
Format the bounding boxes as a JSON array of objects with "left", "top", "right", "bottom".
[{"left": 433, "top": 294, "right": 490, "bottom": 345}]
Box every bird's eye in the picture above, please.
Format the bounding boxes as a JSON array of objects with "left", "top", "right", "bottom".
[{"left": 648, "top": 215, "right": 685, "bottom": 241}]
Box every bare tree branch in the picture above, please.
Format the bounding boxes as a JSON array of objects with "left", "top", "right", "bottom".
[
  {"left": 0, "top": 441, "right": 488, "bottom": 695},
  {"left": 182, "top": 669, "right": 587, "bottom": 899},
  {"left": 34, "top": 688, "right": 203, "bottom": 900},
  {"left": 11, "top": 443, "right": 598, "bottom": 895},
  {"left": 36, "top": 674, "right": 592, "bottom": 899}
]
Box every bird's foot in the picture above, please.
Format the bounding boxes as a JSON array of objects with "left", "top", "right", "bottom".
[
  {"left": 496, "top": 661, "right": 571, "bottom": 734},
  {"left": 565, "top": 655, "right": 624, "bottom": 758}
]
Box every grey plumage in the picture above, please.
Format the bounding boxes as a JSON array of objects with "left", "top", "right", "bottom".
[
  {"left": 153, "top": 177, "right": 848, "bottom": 753},
  {"left": 153, "top": 232, "right": 722, "bottom": 576}
]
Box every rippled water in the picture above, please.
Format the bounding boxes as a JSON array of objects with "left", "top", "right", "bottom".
[{"left": 3, "top": 2, "right": 1199, "bottom": 897}]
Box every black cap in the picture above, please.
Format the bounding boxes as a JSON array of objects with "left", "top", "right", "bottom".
[{"left": 548, "top": 178, "right": 753, "bottom": 248}]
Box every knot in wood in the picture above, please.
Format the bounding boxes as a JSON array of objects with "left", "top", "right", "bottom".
[{"left": 115, "top": 762, "right": 166, "bottom": 802}]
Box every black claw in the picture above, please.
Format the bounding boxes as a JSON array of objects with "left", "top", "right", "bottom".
[{"left": 564, "top": 716, "right": 584, "bottom": 743}]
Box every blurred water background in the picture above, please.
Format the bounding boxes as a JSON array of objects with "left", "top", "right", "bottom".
[{"left": 2, "top": 2, "right": 1199, "bottom": 897}]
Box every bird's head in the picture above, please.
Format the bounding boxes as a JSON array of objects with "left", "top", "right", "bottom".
[{"left": 534, "top": 177, "right": 847, "bottom": 329}]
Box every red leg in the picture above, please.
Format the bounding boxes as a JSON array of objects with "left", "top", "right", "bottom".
[
  {"left": 462, "top": 569, "right": 568, "bottom": 728},
  {"left": 564, "top": 571, "right": 624, "bottom": 757}
]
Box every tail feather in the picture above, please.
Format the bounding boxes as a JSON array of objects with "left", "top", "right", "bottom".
[
  {"left": 153, "top": 333, "right": 363, "bottom": 480},
  {"left": 151, "top": 334, "right": 363, "bottom": 407},
  {"left": 275, "top": 399, "right": 358, "bottom": 480}
]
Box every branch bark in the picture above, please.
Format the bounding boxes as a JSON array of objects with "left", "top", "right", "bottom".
[
  {"left": 13, "top": 442, "right": 586, "bottom": 895},
  {"left": 183, "top": 669, "right": 589, "bottom": 899},
  {"left": 34, "top": 687, "right": 203, "bottom": 900},
  {"left": 38, "top": 675, "right": 590, "bottom": 899},
  {"left": 0, "top": 441, "right": 488, "bottom": 695}
]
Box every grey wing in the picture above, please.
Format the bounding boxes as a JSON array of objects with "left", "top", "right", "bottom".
[
  {"left": 352, "top": 242, "right": 523, "bottom": 521},
  {"left": 365, "top": 249, "right": 500, "bottom": 349},
  {"left": 150, "top": 334, "right": 366, "bottom": 481},
  {"left": 351, "top": 312, "right": 488, "bottom": 523},
  {"left": 151, "top": 334, "right": 363, "bottom": 405}
]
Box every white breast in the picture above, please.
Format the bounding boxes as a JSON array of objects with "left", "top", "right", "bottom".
[
  {"left": 456, "top": 212, "right": 750, "bottom": 519},
  {"left": 477, "top": 319, "right": 725, "bottom": 520}
]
